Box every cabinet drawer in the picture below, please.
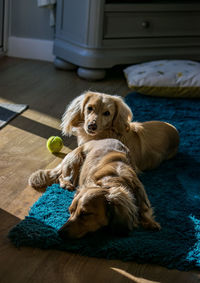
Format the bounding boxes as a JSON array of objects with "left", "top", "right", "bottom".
[{"left": 104, "top": 11, "right": 200, "bottom": 39}]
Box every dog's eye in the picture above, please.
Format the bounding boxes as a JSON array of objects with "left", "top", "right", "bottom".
[
  {"left": 87, "top": 106, "right": 93, "bottom": 112},
  {"left": 79, "top": 211, "right": 93, "bottom": 218},
  {"left": 103, "top": 111, "right": 110, "bottom": 116}
]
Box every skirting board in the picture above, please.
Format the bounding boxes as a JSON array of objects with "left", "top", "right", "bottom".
[{"left": 7, "top": 36, "right": 55, "bottom": 62}]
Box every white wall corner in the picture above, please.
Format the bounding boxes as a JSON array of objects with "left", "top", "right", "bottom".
[{"left": 7, "top": 36, "right": 55, "bottom": 62}]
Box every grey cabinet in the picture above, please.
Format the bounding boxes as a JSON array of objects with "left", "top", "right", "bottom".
[{"left": 53, "top": 0, "right": 200, "bottom": 80}]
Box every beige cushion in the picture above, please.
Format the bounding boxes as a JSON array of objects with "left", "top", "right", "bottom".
[{"left": 124, "top": 60, "right": 200, "bottom": 98}]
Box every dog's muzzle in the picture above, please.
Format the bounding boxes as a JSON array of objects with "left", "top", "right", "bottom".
[{"left": 87, "top": 122, "right": 97, "bottom": 132}]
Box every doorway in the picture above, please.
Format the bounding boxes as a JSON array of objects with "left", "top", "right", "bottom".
[
  {"left": 0, "top": 0, "right": 4, "bottom": 52},
  {"left": 0, "top": 0, "right": 8, "bottom": 54}
]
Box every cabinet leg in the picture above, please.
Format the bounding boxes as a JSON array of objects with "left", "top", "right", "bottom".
[
  {"left": 54, "top": 57, "right": 77, "bottom": 70},
  {"left": 77, "top": 67, "right": 106, "bottom": 81}
]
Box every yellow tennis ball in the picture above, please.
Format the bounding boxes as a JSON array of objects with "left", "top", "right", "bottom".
[{"left": 46, "top": 136, "right": 63, "bottom": 153}]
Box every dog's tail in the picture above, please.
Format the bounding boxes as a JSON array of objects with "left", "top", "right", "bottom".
[{"left": 28, "top": 164, "right": 61, "bottom": 191}]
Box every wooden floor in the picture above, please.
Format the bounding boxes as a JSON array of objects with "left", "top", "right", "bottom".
[{"left": 0, "top": 57, "right": 199, "bottom": 283}]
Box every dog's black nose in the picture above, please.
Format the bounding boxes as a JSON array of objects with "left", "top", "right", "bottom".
[{"left": 88, "top": 123, "right": 97, "bottom": 131}]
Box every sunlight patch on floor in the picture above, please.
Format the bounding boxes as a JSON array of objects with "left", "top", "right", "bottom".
[
  {"left": 21, "top": 108, "right": 61, "bottom": 129},
  {"left": 111, "top": 267, "right": 159, "bottom": 283}
]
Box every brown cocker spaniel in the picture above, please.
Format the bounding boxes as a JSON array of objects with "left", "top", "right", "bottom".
[
  {"left": 61, "top": 91, "right": 179, "bottom": 172},
  {"left": 29, "top": 139, "right": 161, "bottom": 239}
]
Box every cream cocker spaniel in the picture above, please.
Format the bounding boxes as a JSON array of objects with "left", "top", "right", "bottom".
[
  {"left": 29, "top": 139, "right": 160, "bottom": 239},
  {"left": 61, "top": 91, "right": 179, "bottom": 172}
]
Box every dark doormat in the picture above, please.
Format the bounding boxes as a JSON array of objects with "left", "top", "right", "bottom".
[{"left": 0, "top": 103, "right": 28, "bottom": 129}]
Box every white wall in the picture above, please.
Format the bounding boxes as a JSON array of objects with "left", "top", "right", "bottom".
[{"left": 7, "top": 0, "right": 55, "bottom": 62}]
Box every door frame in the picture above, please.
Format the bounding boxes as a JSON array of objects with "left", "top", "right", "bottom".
[{"left": 0, "top": 0, "right": 9, "bottom": 55}]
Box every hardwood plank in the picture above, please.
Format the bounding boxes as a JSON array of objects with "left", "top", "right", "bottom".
[
  {"left": 1, "top": 209, "right": 199, "bottom": 283},
  {"left": 0, "top": 108, "right": 73, "bottom": 217},
  {"left": 1, "top": 208, "right": 199, "bottom": 283}
]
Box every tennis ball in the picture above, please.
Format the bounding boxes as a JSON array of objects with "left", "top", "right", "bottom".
[{"left": 46, "top": 136, "right": 63, "bottom": 153}]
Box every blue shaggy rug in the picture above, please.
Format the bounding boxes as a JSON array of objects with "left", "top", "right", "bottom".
[{"left": 8, "top": 92, "right": 200, "bottom": 271}]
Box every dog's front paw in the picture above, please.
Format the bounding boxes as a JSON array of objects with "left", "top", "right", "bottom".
[
  {"left": 28, "top": 170, "right": 49, "bottom": 191},
  {"left": 66, "top": 184, "right": 75, "bottom": 191},
  {"left": 59, "top": 176, "right": 75, "bottom": 191}
]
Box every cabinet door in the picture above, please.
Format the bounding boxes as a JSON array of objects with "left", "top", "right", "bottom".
[{"left": 0, "top": 0, "right": 4, "bottom": 49}]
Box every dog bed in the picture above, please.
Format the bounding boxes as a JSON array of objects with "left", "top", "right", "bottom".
[
  {"left": 8, "top": 92, "right": 200, "bottom": 271},
  {"left": 124, "top": 60, "right": 200, "bottom": 98}
]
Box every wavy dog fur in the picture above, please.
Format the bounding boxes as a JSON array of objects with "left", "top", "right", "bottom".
[
  {"left": 29, "top": 139, "right": 160, "bottom": 239},
  {"left": 61, "top": 91, "right": 179, "bottom": 172}
]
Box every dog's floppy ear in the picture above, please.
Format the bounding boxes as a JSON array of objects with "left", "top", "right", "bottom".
[
  {"left": 112, "top": 96, "right": 133, "bottom": 134},
  {"left": 61, "top": 92, "right": 94, "bottom": 136},
  {"left": 61, "top": 94, "right": 85, "bottom": 136},
  {"left": 106, "top": 187, "right": 138, "bottom": 235}
]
